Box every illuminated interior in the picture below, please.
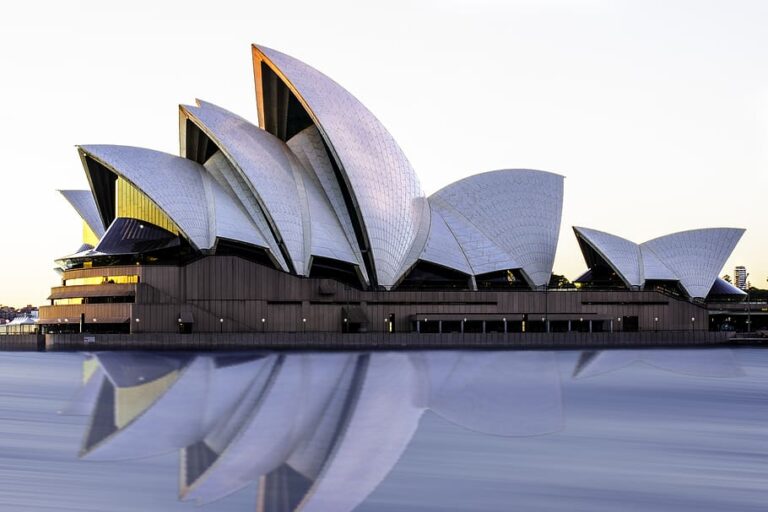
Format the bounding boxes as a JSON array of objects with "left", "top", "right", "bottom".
[
  {"left": 115, "top": 178, "right": 180, "bottom": 236},
  {"left": 64, "top": 275, "right": 139, "bottom": 286},
  {"left": 83, "top": 221, "right": 100, "bottom": 247}
]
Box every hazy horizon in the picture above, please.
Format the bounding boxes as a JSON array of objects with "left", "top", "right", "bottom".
[{"left": 1, "top": 0, "right": 766, "bottom": 305}]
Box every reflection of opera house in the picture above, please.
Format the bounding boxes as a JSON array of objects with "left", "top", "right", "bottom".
[
  {"left": 66, "top": 350, "right": 742, "bottom": 510},
  {"left": 70, "top": 351, "right": 565, "bottom": 510},
  {"left": 39, "top": 45, "right": 746, "bottom": 338}
]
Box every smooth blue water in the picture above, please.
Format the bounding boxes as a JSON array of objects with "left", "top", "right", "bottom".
[{"left": 0, "top": 348, "right": 765, "bottom": 511}]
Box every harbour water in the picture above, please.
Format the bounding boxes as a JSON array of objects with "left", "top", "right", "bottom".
[{"left": 0, "top": 348, "right": 765, "bottom": 511}]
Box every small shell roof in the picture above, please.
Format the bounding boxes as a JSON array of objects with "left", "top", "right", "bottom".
[
  {"left": 575, "top": 226, "right": 745, "bottom": 298},
  {"left": 59, "top": 189, "right": 105, "bottom": 238},
  {"left": 79, "top": 145, "right": 270, "bottom": 253},
  {"left": 430, "top": 170, "right": 564, "bottom": 287}
]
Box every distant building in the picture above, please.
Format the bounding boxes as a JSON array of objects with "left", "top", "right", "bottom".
[{"left": 734, "top": 266, "right": 748, "bottom": 290}]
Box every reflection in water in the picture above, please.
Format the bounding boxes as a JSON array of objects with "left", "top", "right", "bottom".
[
  {"left": 65, "top": 351, "right": 565, "bottom": 511},
  {"left": 573, "top": 349, "right": 744, "bottom": 379},
  {"left": 57, "top": 349, "right": 761, "bottom": 512}
]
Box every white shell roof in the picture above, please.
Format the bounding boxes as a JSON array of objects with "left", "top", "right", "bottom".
[
  {"left": 181, "top": 101, "right": 308, "bottom": 272},
  {"left": 429, "top": 197, "right": 520, "bottom": 276},
  {"left": 288, "top": 126, "right": 369, "bottom": 280},
  {"left": 573, "top": 227, "right": 643, "bottom": 287},
  {"left": 639, "top": 245, "right": 677, "bottom": 281},
  {"left": 418, "top": 206, "right": 473, "bottom": 275},
  {"left": 430, "top": 170, "right": 564, "bottom": 287},
  {"left": 298, "top": 166, "right": 360, "bottom": 270},
  {"left": 202, "top": 172, "right": 270, "bottom": 250},
  {"left": 200, "top": 149, "right": 284, "bottom": 267},
  {"left": 574, "top": 226, "right": 745, "bottom": 298},
  {"left": 79, "top": 145, "right": 271, "bottom": 254},
  {"left": 641, "top": 228, "right": 745, "bottom": 299},
  {"left": 254, "top": 45, "right": 430, "bottom": 288},
  {"left": 59, "top": 189, "right": 105, "bottom": 238},
  {"left": 80, "top": 145, "right": 211, "bottom": 249}
]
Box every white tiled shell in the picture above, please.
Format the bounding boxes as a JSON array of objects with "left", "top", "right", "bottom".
[
  {"left": 429, "top": 196, "right": 520, "bottom": 276},
  {"left": 182, "top": 100, "right": 308, "bottom": 273},
  {"left": 59, "top": 189, "right": 105, "bottom": 238},
  {"left": 573, "top": 227, "right": 642, "bottom": 287},
  {"left": 297, "top": 165, "right": 361, "bottom": 271},
  {"left": 201, "top": 149, "right": 288, "bottom": 271},
  {"left": 431, "top": 170, "right": 564, "bottom": 287},
  {"left": 200, "top": 173, "right": 270, "bottom": 251},
  {"left": 79, "top": 145, "right": 211, "bottom": 250},
  {"left": 79, "top": 145, "right": 272, "bottom": 255},
  {"left": 288, "top": 125, "right": 369, "bottom": 282},
  {"left": 418, "top": 204, "right": 473, "bottom": 275},
  {"left": 641, "top": 228, "right": 745, "bottom": 298},
  {"left": 639, "top": 245, "right": 677, "bottom": 281},
  {"left": 255, "top": 45, "right": 430, "bottom": 288}
]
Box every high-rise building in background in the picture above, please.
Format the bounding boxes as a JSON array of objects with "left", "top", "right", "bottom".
[{"left": 734, "top": 266, "right": 748, "bottom": 290}]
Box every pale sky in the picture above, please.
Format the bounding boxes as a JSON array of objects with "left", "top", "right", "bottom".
[{"left": 1, "top": 0, "right": 766, "bottom": 306}]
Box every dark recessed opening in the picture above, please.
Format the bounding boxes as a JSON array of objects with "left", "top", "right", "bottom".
[
  {"left": 215, "top": 239, "right": 279, "bottom": 270},
  {"left": 397, "top": 261, "right": 472, "bottom": 291},
  {"left": 475, "top": 269, "right": 530, "bottom": 290},
  {"left": 309, "top": 256, "right": 363, "bottom": 289},
  {"left": 260, "top": 63, "right": 314, "bottom": 141},
  {"left": 83, "top": 155, "right": 117, "bottom": 228}
]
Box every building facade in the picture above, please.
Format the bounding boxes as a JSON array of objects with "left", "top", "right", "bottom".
[{"left": 734, "top": 266, "right": 748, "bottom": 290}]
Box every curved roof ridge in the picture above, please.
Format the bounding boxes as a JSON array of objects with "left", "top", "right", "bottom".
[
  {"left": 429, "top": 195, "right": 520, "bottom": 276},
  {"left": 417, "top": 203, "right": 473, "bottom": 276},
  {"left": 640, "top": 227, "right": 745, "bottom": 298},
  {"left": 286, "top": 125, "right": 369, "bottom": 281},
  {"left": 432, "top": 170, "right": 563, "bottom": 287},
  {"left": 574, "top": 226, "right": 745, "bottom": 298},
  {"left": 642, "top": 226, "right": 746, "bottom": 245},
  {"left": 181, "top": 100, "right": 308, "bottom": 273},
  {"left": 638, "top": 244, "right": 677, "bottom": 282},
  {"left": 573, "top": 226, "right": 642, "bottom": 288},
  {"left": 431, "top": 168, "right": 565, "bottom": 195},
  {"left": 59, "top": 189, "right": 105, "bottom": 239},
  {"left": 253, "top": 45, "right": 430, "bottom": 288},
  {"left": 79, "top": 144, "right": 211, "bottom": 250},
  {"left": 79, "top": 144, "right": 275, "bottom": 256}
]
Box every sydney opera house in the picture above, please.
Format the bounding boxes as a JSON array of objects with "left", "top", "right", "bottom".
[{"left": 38, "top": 45, "right": 746, "bottom": 339}]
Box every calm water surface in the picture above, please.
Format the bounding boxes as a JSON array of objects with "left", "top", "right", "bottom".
[{"left": 0, "top": 348, "right": 765, "bottom": 511}]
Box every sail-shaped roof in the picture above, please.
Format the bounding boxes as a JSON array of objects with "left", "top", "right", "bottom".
[
  {"left": 430, "top": 170, "right": 564, "bottom": 288},
  {"left": 574, "top": 226, "right": 745, "bottom": 298},
  {"left": 59, "top": 189, "right": 106, "bottom": 239},
  {"left": 253, "top": 45, "right": 430, "bottom": 288},
  {"left": 79, "top": 145, "right": 273, "bottom": 255}
]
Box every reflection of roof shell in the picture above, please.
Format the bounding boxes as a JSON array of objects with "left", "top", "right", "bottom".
[{"left": 76, "top": 351, "right": 564, "bottom": 512}]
